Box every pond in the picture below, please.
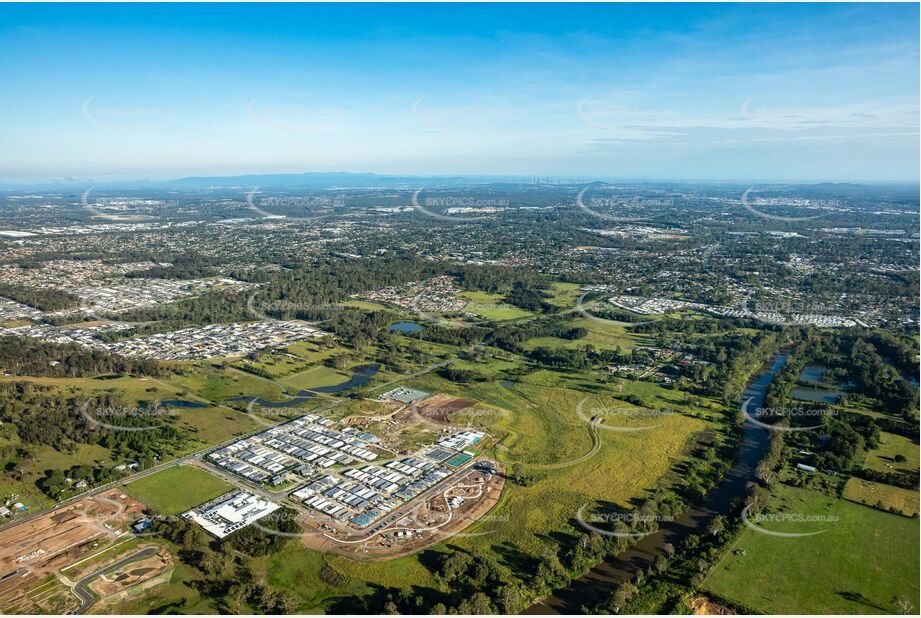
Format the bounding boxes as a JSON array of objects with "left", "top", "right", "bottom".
[
  {"left": 789, "top": 386, "right": 841, "bottom": 404},
  {"left": 389, "top": 320, "right": 424, "bottom": 333},
  {"left": 139, "top": 399, "right": 209, "bottom": 410},
  {"left": 799, "top": 364, "right": 830, "bottom": 385},
  {"left": 798, "top": 364, "right": 852, "bottom": 389}
]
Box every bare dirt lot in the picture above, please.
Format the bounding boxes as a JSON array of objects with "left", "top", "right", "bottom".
[
  {"left": 0, "top": 490, "right": 146, "bottom": 578},
  {"left": 690, "top": 595, "right": 737, "bottom": 615},
  {"left": 89, "top": 550, "right": 173, "bottom": 600},
  {"left": 415, "top": 395, "right": 476, "bottom": 422},
  {"left": 0, "top": 490, "right": 148, "bottom": 614}
]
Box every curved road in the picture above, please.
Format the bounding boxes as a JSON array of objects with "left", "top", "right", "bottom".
[{"left": 71, "top": 546, "right": 158, "bottom": 615}]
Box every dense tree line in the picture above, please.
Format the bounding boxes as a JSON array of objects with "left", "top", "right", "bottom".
[
  {"left": 0, "top": 282, "right": 80, "bottom": 311},
  {"left": 125, "top": 253, "right": 222, "bottom": 279},
  {"left": 0, "top": 336, "right": 168, "bottom": 377},
  {"left": 0, "top": 383, "right": 186, "bottom": 497},
  {"left": 503, "top": 285, "right": 556, "bottom": 313},
  {"left": 486, "top": 317, "right": 585, "bottom": 352},
  {"left": 853, "top": 466, "right": 919, "bottom": 490},
  {"left": 683, "top": 330, "right": 783, "bottom": 403},
  {"left": 438, "top": 366, "right": 489, "bottom": 383}
]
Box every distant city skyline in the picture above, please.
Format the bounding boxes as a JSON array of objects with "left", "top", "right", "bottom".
[{"left": 1, "top": 3, "right": 918, "bottom": 183}]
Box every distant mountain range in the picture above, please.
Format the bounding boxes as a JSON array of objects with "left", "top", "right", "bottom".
[
  {"left": 1, "top": 173, "right": 917, "bottom": 197},
  {"left": 1, "top": 172, "right": 542, "bottom": 191}
]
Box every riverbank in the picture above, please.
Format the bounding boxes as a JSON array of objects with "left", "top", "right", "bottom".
[{"left": 525, "top": 351, "right": 789, "bottom": 614}]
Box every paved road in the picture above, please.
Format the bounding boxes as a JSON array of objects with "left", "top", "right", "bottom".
[{"left": 71, "top": 546, "right": 158, "bottom": 615}]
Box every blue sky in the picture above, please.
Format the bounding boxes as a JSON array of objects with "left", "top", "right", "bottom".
[{"left": 0, "top": 3, "right": 918, "bottom": 183}]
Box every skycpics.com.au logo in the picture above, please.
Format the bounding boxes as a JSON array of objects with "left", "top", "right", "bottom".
[
  {"left": 245, "top": 188, "right": 330, "bottom": 223},
  {"left": 246, "top": 97, "right": 345, "bottom": 132},
  {"left": 246, "top": 291, "right": 347, "bottom": 323},
  {"left": 574, "top": 292, "right": 656, "bottom": 327},
  {"left": 82, "top": 98, "right": 176, "bottom": 131},
  {"left": 576, "top": 182, "right": 669, "bottom": 222},
  {"left": 741, "top": 502, "right": 838, "bottom": 538},
  {"left": 741, "top": 398, "right": 835, "bottom": 432},
  {"left": 410, "top": 189, "right": 507, "bottom": 222},
  {"left": 410, "top": 96, "right": 503, "bottom": 132},
  {"left": 81, "top": 187, "right": 156, "bottom": 222},
  {"left": 80, "top": 398, "right": 173, "bottom": 432},
  {"left": 576, "top": 397, "right": 677, "bottom": 432},
  {"left": 740, "top": 188, "right": 825, "bottom": 223},
  {"left": 575, "top": 503, "right": 674, "bottom": 539},
  {"left": 249, "top": 509, "right": 326, "bottom": 541}
]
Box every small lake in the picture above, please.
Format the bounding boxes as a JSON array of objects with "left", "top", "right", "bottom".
[
  {"left": 799, "top": 364, "right": 830, "bottom": 385},
  {"left": 160, "top": 399, "right": 209, "bottom": 409},
  {"left": 790, "top": 386, "right": 840, "bottom": 404},
  {"left": 798, "top": 364, "right": 852, "bottom": 389},
  {"left": 389, "top": 321, "right": 424, "bottom": 333}
]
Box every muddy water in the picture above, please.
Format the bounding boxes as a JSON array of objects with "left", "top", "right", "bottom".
[{"left": 524, "top": 352, "right": 789, "bottom": 614}]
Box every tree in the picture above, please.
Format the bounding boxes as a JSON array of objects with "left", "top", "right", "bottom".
[
  {"left": 707, "top": 515, "right": 726, "bottom": 537},
  {"left": 456, "top": 592, "right": 494, "bottom": 615},
  {"left": 438, "top": 551, "right": 474, "bottom": 581},
  {"left": 609, "top": 582, "right": 637, "bottom": 613}
]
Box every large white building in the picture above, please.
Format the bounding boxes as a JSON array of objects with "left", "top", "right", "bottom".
[{"left": 182, "top": 491, "right": 280, "bottom": 538}]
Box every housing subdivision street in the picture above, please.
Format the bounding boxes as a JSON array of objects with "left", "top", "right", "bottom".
[{"left": 71, "top": 546, "right": 159, "bottom": 615}]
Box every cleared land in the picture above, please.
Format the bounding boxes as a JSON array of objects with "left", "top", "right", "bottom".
[
  {"left": 520, "top": 317, "right": 647, "bottom": 352},
  {"left": 842, "top": 477, "right": 919, "bottom": 517},
  {"left": 704, "top": 483, "right": 920, "bottom": 614},
  {"left": 862, "top": 431, "right": 920, "bottom": 476},
  {"left": 278, "top": 365, "right": 352, "bottom": 391},
  {"left": 457, "top": 291, "right": 532, "bottom": 321},
  {"left": 0, "top": 489, "right": 148, "bottom": 614},
  {"left": 125, "top": 466, "right": 232, "bottom": 514}
]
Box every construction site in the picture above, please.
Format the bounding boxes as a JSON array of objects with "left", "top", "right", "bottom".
[
  {"left": 0, "top": 489, "right": 152, "bottom": 614},
  {"left": 298, "top": 460, "right": 505, "bottom": 560}
]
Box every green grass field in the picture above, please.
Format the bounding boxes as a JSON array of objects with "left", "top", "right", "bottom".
[
  {"left": 842, "top": 477, "right": 919, "bottom": 517},
  {"left": 340, "top": 299, "right": 395, "bottom": 313},
  {"left": 863, "top": 432, "right": 920, "bottom": 476},
  {"left": 705, "top": 483, "right": 920, "bottom": 614},
  {"left": 543, "top": 282, "right": 583, "bottom": 308},
  {"left": 278, "top": 365, "right": 352, "bottom": 391},
  {"left": 447, "top": 357, "right": 523, "bottom": 377},
  {"left": 125, "top": 465, "right": 233, "bottom": 514},
  {"left": 520, "top": 317, "right": 647, "bottom": 352},
  {"left": 457, "top": 290, "right": 533, "bottom": 321}
]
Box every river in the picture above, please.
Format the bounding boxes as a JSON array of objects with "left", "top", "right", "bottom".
[{"left": 525, "top": 351, "right": 789, "bottom": 614}]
